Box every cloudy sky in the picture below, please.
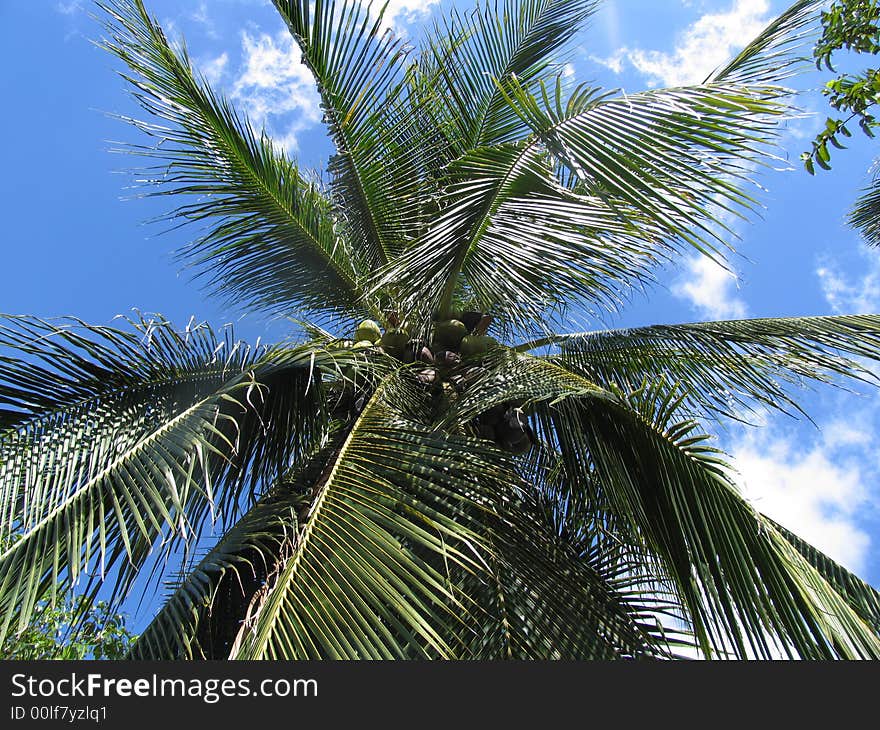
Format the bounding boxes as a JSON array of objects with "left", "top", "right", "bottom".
[{"left": 2, "top": 0, "right": 880, "bottom": 626}]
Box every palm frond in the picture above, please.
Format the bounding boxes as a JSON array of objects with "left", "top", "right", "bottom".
[
  {"left": 128, "top": 437, "right": 344, "bottom": 659},
  {"left": 768, "top": 517, "right": 880, "bottom": 633},
  {"left": 273, "top": 0, "right": 413, "bottom": 267},
  {"left": 0, "top": 314, "right": 334, "bottom": 642},
  {"left": 372, "top": 80, "right": 789, "bottom": 328},
  {"left": 230, "top": 375, "right": 502, "bottom": 658},
  {"left": 99, "top": 0, "right": 366, "bottom": 320},
  {"left": 849, "top": 174, "right": 880, "bottom": 247},
  {"left": 459, "top": 476, "right": 679, "bottom": 659},
  {"left": 516, "top": 315, "right": 880, "bottom": 420},
  {"left": 442, "top": 350, "right": 880, "bottom": 658},
  {"left": 427, "top": 0, "right": 599, "bottom": 150},
  {"left": 711, "top": 0, "right": 822, "bottom": 85},
  {"left": 550, "top": 380, "right": 880, "bottom": 659}
]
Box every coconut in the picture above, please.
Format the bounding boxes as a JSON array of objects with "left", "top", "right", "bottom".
[
  {"left": 497, "top": 408, "right": 528, "bottom": 440},
  {"left": 354, "top": 319, "right": 381, "bottom": 343},
  {"left": 497, "top": 408, "right": 534, "bottom": 453},
  {"left": 461, "top": 311, "right": 485, "bottom": 332},
  {"left": 432, "top": 307, "right": 463, "bottom": 322},
  {"left": 504, "top": 407, "right": 528, "bottom": 430},
  {"left": 352, "top": 339, "right": 375, "bottom": 350},
  {"left": 415, "top": 368, "right": 437, "bottom": 386},
  {"left": 380, "top": 327, "right": 410, "bottom": 352},
  {"left": 459, "top": 334, "right": 496, "bottom": 357},
  {"left": 483, "top": 404, "right": 507, "bottom": 423},
  {"left": 432, "top": 319, "right": 468, "bottom": 349},
  {"left": 399, "top": 343, "right": 416, "bottom": 363},
  {"left": 434, "top": 350, "right": 462, "bottom": 367}
]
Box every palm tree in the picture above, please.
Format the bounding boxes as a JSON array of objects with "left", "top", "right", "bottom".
[{"left": 3, "top": 0, "right": 880, "bottom": 660}]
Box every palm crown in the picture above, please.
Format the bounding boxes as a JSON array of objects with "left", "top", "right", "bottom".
[{"left": 3, "top": 0, "right": 880, "bottom": 659}]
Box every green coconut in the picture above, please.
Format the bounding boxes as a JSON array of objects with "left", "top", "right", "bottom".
[
  {"left": 380, "top": 327, "right": 410, "bottom": 352},
  {"left": 354, "top": 319, "right": 381, "bottom": 343},
  {"left": 352, "top": 339, "right": 375, "bottom": 350},
  {"left": 459, "top": 334, "right": 496, "bottom": 357},
  {"left": 432, "top": 307, "right": 463, "bottom": 322},
  {"left": 432, "top": 319, "right": 468, "bottom": 349}
]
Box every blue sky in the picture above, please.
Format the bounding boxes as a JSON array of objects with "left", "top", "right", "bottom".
[{"left": 3, "top": 0, "right": 880, "bottom": 630}]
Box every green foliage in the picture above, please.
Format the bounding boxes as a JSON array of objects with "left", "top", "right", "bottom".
[
  {"left": 802, "top": 1, "right": 879, "bottom": 171},
  {"left": 0, "top": 595, "right": 133, "bottom": 660},
  {"left": 802, "top": 0, "right": 880, "bottom": 244}
]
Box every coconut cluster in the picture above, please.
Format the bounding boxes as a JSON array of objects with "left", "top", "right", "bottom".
[{"left": 341, "top": 310, "right": 534, "bottom": 454}]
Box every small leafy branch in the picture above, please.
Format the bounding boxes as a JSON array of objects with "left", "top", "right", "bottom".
[{"left": 802, "top": 0, "right": 879, "bottom": 173}]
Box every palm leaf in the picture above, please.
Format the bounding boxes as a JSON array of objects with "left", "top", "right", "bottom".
[
  {"left": 516, "top": 315, "right": 880, "bottom": 420},
  {"left": 550, "top": 379, "right": 880, "bottom": 658},
  {"left": 372, "top": 81, "right": 789, "bottom": 328},
  {"left": 443, "top": 350, "right": 880, "bottom": 657},
  {"left": 99, "top": 0, "right": 366, "bottom": 320},
  {"left": 711, "top": 0, "right": 822, "bottom": 85},
  {"left": 0, "top": 315, "right": 333, "bottom": 642},
  {"left": 427, "top": 0, "right": 599, "bottom": 150},
  {"left": 768, "top": 517, "right": 880, "bottom": 633},
  {"left": 128, "top": 437, "right": 344, "bottom": 659},
  {"left": 273, "top": 0, "right": 413, "bottom": 267},
  {"left": 849, "top": 174, "right": 880, "bottom": 247},
  {"left": 231, "top": 375, "right": 505, "bottom": 658},
  {"left": 459, "top": 479, "right": 679, "bottom": 659}
]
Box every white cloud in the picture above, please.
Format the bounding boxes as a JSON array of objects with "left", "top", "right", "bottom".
[
  {"left": 191, "top": 1, "right": 220, "bottom": 40},
  {"left": 589, "top": 50, "right": 626, "bottom": 75},
  {"left": 230, "top": 31, "right": 322, "bottom": 153},
  {"left": 730, "top": 415, "right": 876, "bottom": 574},
  {"left": 213, "top": 0, "right": 435, "bottom": 155},
  {"left": 672, "top": 254, "right": 748, "bottom": 320},
  {"left": 381, "top": 0, "right": 441, "bottom": 30},
  {"left": 611, "top": 0, "right": 772, "bottom": 87},
  {"left": 817, "top": 251, "right": 880, "bottom": 314},
  {"left": 197, "top": 52, "right": 229, "bottom": 86},
  {"left": 55, "top": 0, "right": 83, "bottom": 14}
]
